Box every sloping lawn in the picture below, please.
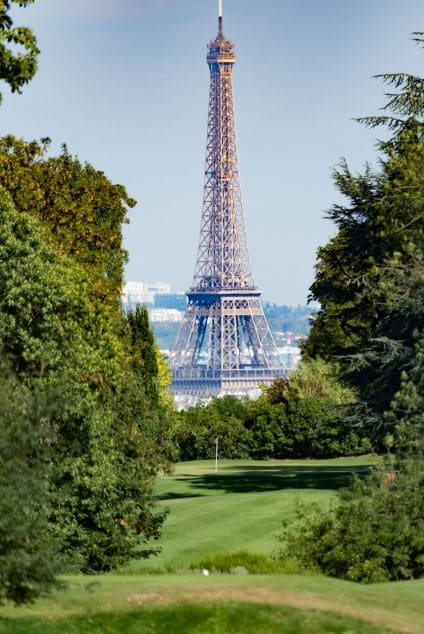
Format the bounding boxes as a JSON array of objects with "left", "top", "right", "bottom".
[
  {"left": 126, "top": 457, "right": 374, "bottom": 572},
  {"left": 4, "top": 457, "right": 421, "bottom": 634}
]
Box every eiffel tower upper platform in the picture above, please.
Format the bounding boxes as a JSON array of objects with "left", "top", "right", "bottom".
[{"left": 170, "top": 3, "right": 286, "bottom": 404}]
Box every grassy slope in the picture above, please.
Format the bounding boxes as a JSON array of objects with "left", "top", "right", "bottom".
[
  {"left": 127, "top": 457, "right": 374, "bottom": 571},
  {"left": 2, "top": 457, "right": 423, "bottom": 634},
  {"left": 1, "top": 574, "right": 423, "bottom": 633}
]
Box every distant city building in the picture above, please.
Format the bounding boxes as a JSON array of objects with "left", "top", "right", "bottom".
[
  {"left": 277, "top": 346, "right": 302, "bottom": 371},
  {"left": 149, "top": 309, "right": 183, "bottom": 323},
  {"left": 145, "top": 282, "right": 171, "bottom": 295},
  {"left": 122, "top": 281, "right": 172, "bottom": 310}
]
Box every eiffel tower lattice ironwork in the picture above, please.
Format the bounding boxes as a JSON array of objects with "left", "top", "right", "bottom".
[{"left": 170, "top": 4, "right": 285, "bottom": 402}]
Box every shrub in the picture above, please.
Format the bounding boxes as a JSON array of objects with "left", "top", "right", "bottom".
[
  {"left": 189, "top": 550, "right": 291, "bottom": 574},
  {"left": 275, "top": 457, "right": 424, "bottom": 582}
]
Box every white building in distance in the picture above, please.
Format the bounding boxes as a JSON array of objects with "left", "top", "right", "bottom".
[
  {"left": 122, "top": 281, "right": 172, "bottom": 308},
  {"left": 149, "top": 309, "right": 183, "bottom": 323}
]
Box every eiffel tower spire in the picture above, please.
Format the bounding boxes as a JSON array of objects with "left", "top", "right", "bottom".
[{"left": 170, "top": 5, "right": 285, "bottom": 403}]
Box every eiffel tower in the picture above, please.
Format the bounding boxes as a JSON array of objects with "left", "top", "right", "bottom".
[{"left": 170, "top": 2, "right": 285, "bottom": 403}]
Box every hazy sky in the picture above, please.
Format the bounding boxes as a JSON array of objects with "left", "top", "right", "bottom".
[{"left": 2, "top": 1, "right": 423, "bottom": 304}]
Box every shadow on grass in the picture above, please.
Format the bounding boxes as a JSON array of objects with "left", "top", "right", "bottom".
[
  {"left": 159, "top": 465, "right": 371, "bottom": 498},
  {"left": 157, "top": 492, "right": 206, "bottom": 501}
]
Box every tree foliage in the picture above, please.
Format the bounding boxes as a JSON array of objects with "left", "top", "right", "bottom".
[
  {"left": 304, "top": 41, "right": 424, "bottom": 441},
  {"left": 0, "top": 0, "right": 39, "bottom": 103},
  {"left": 126, "top": 305, "right": 160, "bottom": 405},
  {"left": 0, "top": 187, "right": 168, "bottom": 576},
  {"left": 275, "top": 456, "right": 424, "bottom": 583},
  {"left": 0, "top": 135, "right": 136, "bottom": 310},
  {"left": 174, "top": 360, "right": 365, "bottom": 461},
  {"left": 278, "top": 39, "right": 424, "bottom": 584},
  {"left": 0, "top": 359, "right": 59, "bottom": 604}
]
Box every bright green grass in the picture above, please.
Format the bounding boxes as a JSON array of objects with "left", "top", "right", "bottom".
[
  {"left": 0, "top": 602, "right": 397, "bottom": 634},
  {"left": 126, "top": 457, "right": 374, "bottom": 572},
  {"left": 1, "top": 575, "right": 423, "bottom": 633},
  {"left": 6, "top": 456, "right": 419, "bottom": 634}
]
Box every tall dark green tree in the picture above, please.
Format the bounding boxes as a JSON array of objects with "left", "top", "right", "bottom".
[
  {"left": 275, "top": 39, "right": 424, "bottom": 584},
  {"left": 305, "top": 36, "right": 424, "bottom": 440},
  {"left": 126, "top": 305, "right": 160, "bottom": 405}
]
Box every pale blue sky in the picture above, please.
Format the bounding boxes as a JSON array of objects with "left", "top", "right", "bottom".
[{"left": 2, "top": 0, "right": 423, "bottom": 304}]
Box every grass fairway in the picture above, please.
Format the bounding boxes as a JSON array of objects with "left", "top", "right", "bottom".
[
  {"left": 127, "top": 456, "right": 374, "bottom": 572},
  {"left": 1, "top": 574, "right": 423, "bottom": 633},
  {"left": 2, "top": 457, "right": 423, "bottom": 633},
  {"left": 0, "top": 602, "right": 403, "bottom": 633}
]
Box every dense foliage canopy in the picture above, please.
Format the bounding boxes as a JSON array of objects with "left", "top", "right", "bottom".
[
  {"left": 0, "top": 360, "right": 58, "bottom": 604},
  {"left": 276, "top": 456, "right": 424, "bottom": 583},
  {"left": 304, "top": 46, "right": 424, "bottom": 444},
  {"left": 174, "top": 359, "right": 363, "bottom": 461},
  {"left": 0, "top": 135, "right": 136, "bottom": 310},
  {"left": 0, "top": 171, "right": 171, "bottom": 587}
]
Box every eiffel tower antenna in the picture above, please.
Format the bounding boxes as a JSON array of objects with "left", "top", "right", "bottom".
[
  {"left": 218, "top": 0, "right": 223, "bottom": 34},
  {"left": 170, "top": 4, "right": 286, "bottom": 405}
]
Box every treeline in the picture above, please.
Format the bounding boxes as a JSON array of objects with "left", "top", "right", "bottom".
[
  {"left": 173, "top": 358, "right": 366, "bottom": 461},
  {"left": 0, "top": 137, "right": 173, "bottom": 604}
]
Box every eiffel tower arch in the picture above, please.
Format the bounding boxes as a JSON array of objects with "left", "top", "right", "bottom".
[{"left": 170, "top": 4, "right": 286, "bottom": 403}]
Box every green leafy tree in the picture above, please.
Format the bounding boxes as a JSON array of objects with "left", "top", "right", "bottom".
[
  {"left": 388, "top": 333, "right": 424, "bottom": 456},
  {"left": 244, "top": 362, "right": 364, "bottom": 458},
  {"left": 0, "top": 0, "right": 39, "bottom": 103},
  {"left": 305, "top": 38, "right": 424, "bottom": 439},
  {"left": 126, "top": 305, "right": 160, "bottom": 405},
  {"left": 174, "top": 399, "right": 251, "bottom": 461},
  {"left": 244, "top": 395, "right": 288, "bottom": 459},
  {"left": 276, "top": 38, "right": 424, "bottom": 585},
  {"left": 0, "top": 360, "right": 59, "bottom": 604},
  {"left": 0, "top": 135, "right": 136, "bottom": 310},
  {"left": 0, "top": 187, "right": 167, "bottom": 572}
]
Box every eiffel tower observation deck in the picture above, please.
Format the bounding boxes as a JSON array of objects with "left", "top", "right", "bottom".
[{"left": 170, "top": 1, "right": 285, "bottom": 404}]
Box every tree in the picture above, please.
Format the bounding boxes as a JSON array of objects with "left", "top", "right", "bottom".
[
  {"left": 0, "top": 187, "right": 168, "bottom": 572},
  {"left": 387, "top": 332, "right": 424, "bottom": 457},
  {"left": 0, "top": 360, "right": 59, "bottom": 604},
  {"left": 304, "top": 38, "right": 424, "bottom": 440},
  {"left": 245, "top": 362, "right": 365, "bottom": 458},
  {"left": 174, "top": 398, "right": 251, "bottom": 461},
  {"left": 0, "top": 135, "right": 136, "bottom": 310},
  {"left": 275, "top": 39, "right": 424, "bottom": 585},
  {"left": 126, "top": 305, "right": 160, "bottom": 405},
  {"left": 275, "top": 456, "right": 424, "bottom": 583},
  {"left": 0, "top": 0, "right": 39, "bottom": 103}
]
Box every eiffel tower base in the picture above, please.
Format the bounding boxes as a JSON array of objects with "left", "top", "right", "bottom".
[{"left": 171, "top": 292, "right": 284, "bottom": 406}]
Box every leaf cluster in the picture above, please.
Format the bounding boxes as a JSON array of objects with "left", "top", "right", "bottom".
[
  {"left": 0, "top": 0, "right": 39, "bottom": 103},
  {"left": 0, "top": 358, "right": 59, "bottom": 604},
  {"left": 0, "top": 135, "right": 136, "bottom": 310}
]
